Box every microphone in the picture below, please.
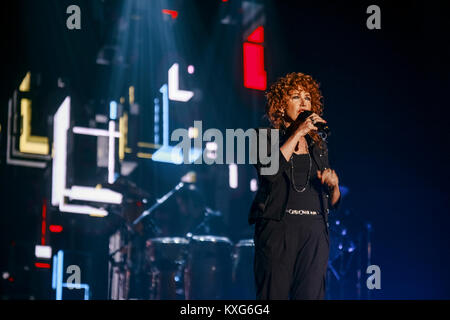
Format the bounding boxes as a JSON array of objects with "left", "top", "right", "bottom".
[{"left": 293, "top": 110, "right": 331, "bottom": 136}]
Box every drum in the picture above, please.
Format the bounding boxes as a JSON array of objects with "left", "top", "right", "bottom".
[
  {"left": 232, "top": 239, "right": 256, "bottom": 299},
  {"left": 145, "top": 237, "right": 189, "bottom": 300},
  {"left": 184, "top": 235, "right": 233, "bottom": 300}
]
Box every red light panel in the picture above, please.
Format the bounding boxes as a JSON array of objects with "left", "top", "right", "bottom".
[
  {"left": 247, "top": 26, "right": 264, "bottom": 43},
  {"left": 243, "top": 42, "right": 267, "bottom": 90},
  {"left": 162, "top": 9, "right": 178, "bottom": 19},
  {"left": 49, "top": 225, "right": 63, "bottom": 233},
  {"left": 41, "top": 199, "right": 47, "bottom": 245}
]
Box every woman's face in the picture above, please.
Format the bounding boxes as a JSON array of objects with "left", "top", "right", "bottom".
[{"left": 284, "top": 88, "right": 312, "bottom": 123}]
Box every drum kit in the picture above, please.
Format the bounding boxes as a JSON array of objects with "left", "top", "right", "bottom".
[
  {"left": 110, "top": 231, "right": 254, "bottom": 300},
  {"left": 107, "top": 175, "right": 255, "bottom": 300},
  {"left": 107, "top": 176, "right": 357, "bottom": 300}
]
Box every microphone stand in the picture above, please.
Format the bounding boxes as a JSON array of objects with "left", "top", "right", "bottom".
[{"left": 132, "top": 182, "right": 185, "bottom": 231}]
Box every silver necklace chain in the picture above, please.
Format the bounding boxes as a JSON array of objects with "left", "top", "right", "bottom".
[{"left": 290, "top": 151, "right": 311, "bottom": 193}]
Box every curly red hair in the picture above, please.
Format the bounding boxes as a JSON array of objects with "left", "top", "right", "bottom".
[{"left": 265, "top": 72, "right": 324, "bottom": 146}]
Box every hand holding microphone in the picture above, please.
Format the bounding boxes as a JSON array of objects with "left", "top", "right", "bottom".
[{"left": 290, "top": 110, "right": 329, "bottom": 138}]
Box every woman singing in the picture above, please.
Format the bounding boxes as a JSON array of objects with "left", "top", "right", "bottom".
[{"left": 249, "top": 72, "right": 341, "bottom": 300}]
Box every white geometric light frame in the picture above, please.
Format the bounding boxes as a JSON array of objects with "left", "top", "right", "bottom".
[{"left": 51, "top": 97, "right": 122, "bottom": 217}]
